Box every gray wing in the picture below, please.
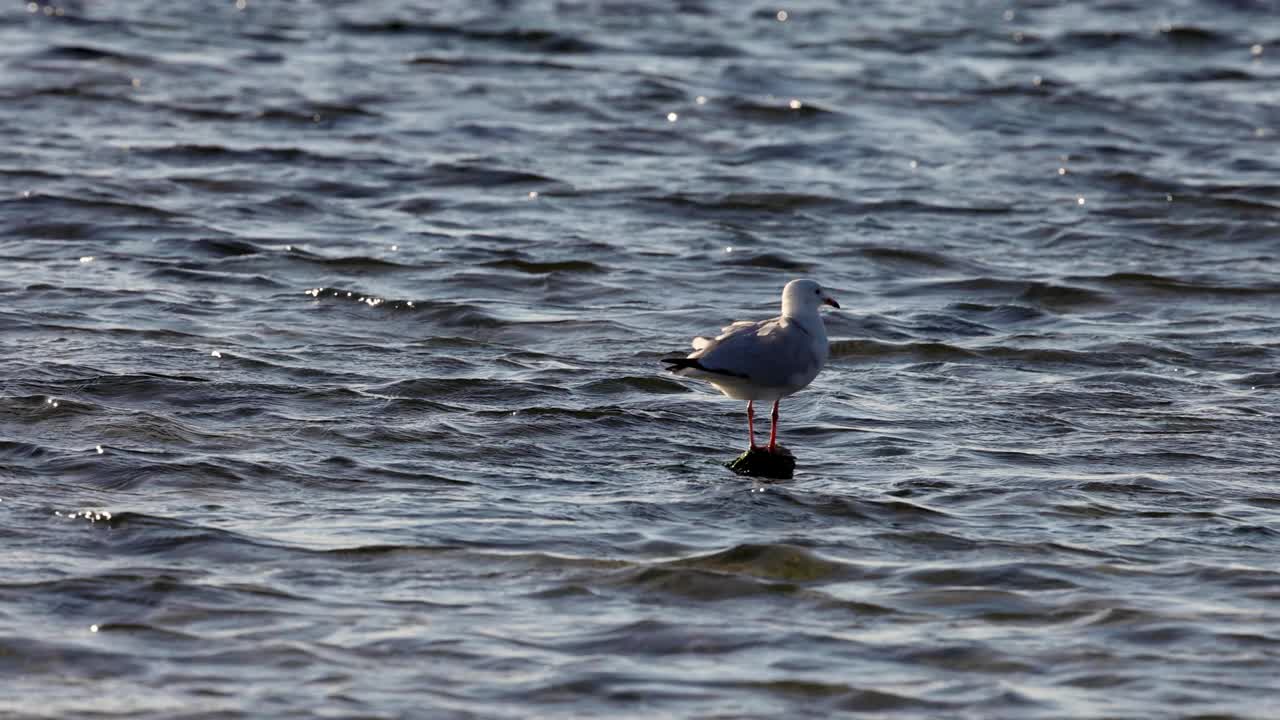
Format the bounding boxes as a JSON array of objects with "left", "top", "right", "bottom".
[{"left": 690, "top": 316, "right": 819, "bottom": 388}]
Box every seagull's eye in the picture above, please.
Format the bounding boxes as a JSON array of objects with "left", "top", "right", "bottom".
[{"left": 814, "top": 289, "right": 820, "bottom": 295}]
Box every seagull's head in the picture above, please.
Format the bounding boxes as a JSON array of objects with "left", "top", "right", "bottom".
[{"left": 782, "top": 279, "right": 840, "bottom": 317}]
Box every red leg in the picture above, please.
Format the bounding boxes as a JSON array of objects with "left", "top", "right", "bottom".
[
  {"left": 747, "top": 400, "right": 757, "bottom": 449},
  {"left": 767, "top": 400, "right": 780, "bottom": 453}
]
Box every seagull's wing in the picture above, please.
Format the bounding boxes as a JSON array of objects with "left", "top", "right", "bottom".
[
  {"left": 689, "top": 316, "right": 820, "bottom": 387},
  {"left": 691, "top": 320, "right": 757, "bottom": 351}
]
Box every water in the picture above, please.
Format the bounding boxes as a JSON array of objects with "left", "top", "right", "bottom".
[{"left": 2, "top": 1, "right": 1279, "bottom": 717}]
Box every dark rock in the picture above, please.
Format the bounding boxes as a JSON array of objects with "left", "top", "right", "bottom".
[{"left": 725, "top": 446, "right": 795, "bottom": 480}]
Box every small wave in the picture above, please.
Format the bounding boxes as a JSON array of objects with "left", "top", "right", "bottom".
[
  {"left": 1069, "top": 371, "right": 1199, "bottom": 389},
  {"left": 1094, "top": 169, "right": 1184, "bottom": 194},
  {"left": 0, "top": 439, "right": 49, "bottom": 460},
  {"left": 963, "top": 447, "right": 1063, "bottom": 468},
  {"left": 578, "top": 376, "right": 688, "bottom": 395},
  {"left": 304, "top": 290, "right": 504, "bottom": 325},
  {"left": 717, "top": 679, "right": 954, "bottom": 713},
  {"left": 724, "top": 252, "right": 811, "bottom": 271},
  {"left": 641, "top": 191, "right": 854, "bottom": 216},
  {"left": 892, "top": 643, "right": 1041, "bottom": 675},
  {"left": 1230, "top": 371, "right": 1280, "bottom": 388},
  {"left": 406, "top": 54, "right": 589, "bottom": 75},
  {"left": 831, "top": 339, "right": 979, "bottom": 363},
  {"left": 8, "top": 221, "right": 98, "bottom": 240},
  {"left": 901, "top": 562, "right": 1079, "bottom": 591},
  {"left": 372, "top": 377, "right": 570, "bottom": 403},
  {"left": 860, "top": 245, "right": 969, "bottom": 271},
  {"left": 321, "top": 544, "right": 462, "bottom": 562},
  {"left": 254, "top": 100, "right": 381, "bottom": 124},
  {"left": 903, "top": 311, "right": 997, "bottom": 337},
  {"left": 889, "top": 277, "right": 1109, "bottom": 310},
  {"left": 1085, "top": 272, "right": 1280, "bottom": 297},
  {"left": 482, "top": 258, "right": 608, "bottom": 274},
  {"left": 54, "top": 372, "right": 210, "bottom": 401},
  {"left": 146, "top": 266, "right": 286, "bottom": 288},
  {"left": 854, "top": 198, "right": 1015, "bottom": 216},
  {"left": 345, "top": 21, "right": 602, "bottom": 54},
  {"left": 662, "top": 543, "right": 858, "bottom": 583},
  {"left": 390, "top": 195, "right": 449, "bottom": 214},
  {"left": 613, "top": 565, "right": 804, "bottom": 601},
  {"left": 3, "top": 192, "right": 179, "bottom": 221},
  {"left": 420, "top": 162, "right": 567, "bottom": 189},
  {"left": 1075, "top": 478, "right": 1192, "bottom": 496},
  {"left": 173, "top": 237, "right": 263, "bottom": 257},
  {"left": 721, "top": 97, "right": 840, "bottom": 122},
  {"left": 285, "top": 248, "right": 415, "bottom": 272},
  {"left": 480, "top": 406, "right": 631, "bottom": 423},
  {"left": 947, "top": 302, "right": 1046, "bottom": 324},
  {"left": 1146, "top": 66, "right": 1259, "bottom": 84},
  {"left": 26, "top": 44, "right": 149, "bottom": 65},
  {"left": 720, "top": 141, "right": 837, "bottom": 165},
  {"left": 67, "top": 512, "right": 298, "bottom": 562},
  {"left": 0, "top": 636, "right": 146, "bottom": 678},
  {"left": 1051, "top": 26, "right": 1230, "bottom": 52},
  {"left": 890, "top": 586, "right": 1050, "bottom": 619},
  {"left": 529, "top": 617, "right": 762, "bottom": 656},
  {"left": 1154, "top": 24, "right": 1230, "bottom": 46},
  {"left": 132, "top": 143, "right": 392, "bottom": 169}
]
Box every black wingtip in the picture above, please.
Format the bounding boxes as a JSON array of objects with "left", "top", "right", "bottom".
[
  {"left": 661, "top": 357, "right": 748, "bottom": 379},
  {"left": 661, "top": 357, "right": 703, "bottom": 371}
]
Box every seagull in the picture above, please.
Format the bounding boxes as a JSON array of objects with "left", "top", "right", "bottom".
[{"left": 662, "top": 279, "right": 839, "bottom": 454}]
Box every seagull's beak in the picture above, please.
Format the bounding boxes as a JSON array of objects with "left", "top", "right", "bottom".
[{"left": 823, "top": 297, "right": 840, "bottom": 309}]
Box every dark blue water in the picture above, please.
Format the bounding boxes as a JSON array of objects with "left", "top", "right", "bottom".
[{"left": 2, "top": 1, "right": 1279, "bottom": 717}]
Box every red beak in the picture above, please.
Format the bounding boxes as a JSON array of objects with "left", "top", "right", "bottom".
[{"left": 824, "top": 297, "right": 840, "bottom": 309}]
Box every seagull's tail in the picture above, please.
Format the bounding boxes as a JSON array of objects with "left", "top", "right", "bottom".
[
  {"left": 662, "top": 356, "right": 749, "bottom": 380},
  {"left": 660, "top": 357, "right": 704, "bottom": 375}
]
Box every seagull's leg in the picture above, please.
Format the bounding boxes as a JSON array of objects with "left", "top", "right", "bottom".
[
  {"left": 747, "top": 400, "right": 757, "bottom": 450},
  {"left": 768, "top": 400, "right": 780, "bottom": 453}
]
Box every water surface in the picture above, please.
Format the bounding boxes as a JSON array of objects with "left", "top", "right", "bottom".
[{"left": 2, "top": 1, "right": 1279, "bottom": 717}]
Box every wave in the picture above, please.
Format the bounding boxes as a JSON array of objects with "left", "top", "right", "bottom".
[{"left": 342, "top": 21, "right": 603, "bottom": 54}]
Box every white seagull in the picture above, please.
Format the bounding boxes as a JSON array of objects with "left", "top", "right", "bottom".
[{"left": 662, "top": 279, "right": 839, "bottom": 453}]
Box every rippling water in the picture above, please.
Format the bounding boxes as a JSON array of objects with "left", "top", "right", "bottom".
[{"left": 3, "top": 1, "right": 1279, "bottom": 717}]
